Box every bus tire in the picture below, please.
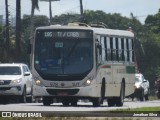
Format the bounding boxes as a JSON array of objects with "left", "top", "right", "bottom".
[
  {"left": 100, "top": 79, "right": 105, "bottom": 104},
  {"left": 43, "top": 97, "right": 53, "bottom": 106},
  {"left": 92, "top": 98, "right": 101, "bottom": 107},
  {"left": 116, "top": 82, "right": 125, "bottom": 106},
  {"left": 71, "top": 99, "right": 78, "bottom": 106},
  {"left": 107, "top": 98, "right": 116, "bottom": 107},
  {"left": 26, "top": 96, "right": 33, "bottom": 103},
  {"left": 62, "top": 99, "right": 70, "bottom": 106}
]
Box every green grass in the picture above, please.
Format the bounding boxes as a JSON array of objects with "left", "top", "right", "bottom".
[
  {"left": 129, "top": 107, "right": 160, "bottom": 111},
  {"left": 148, "top": 95, "right": 158, "bottom": 101},
  {"left": 112, "top": 106, "right": 160, "bottom": 113}
]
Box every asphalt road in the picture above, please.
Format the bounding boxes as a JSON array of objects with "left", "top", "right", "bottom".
[{"left": 0, "top": 99, "right": 160, "bottom": 117}]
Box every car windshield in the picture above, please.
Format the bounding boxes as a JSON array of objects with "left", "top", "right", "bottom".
[
  {"left": 34, "top": 30, "right": 93, "bottom": 80},
  {"left": 135, "top": 75, "right": 142, "bottom": 82},
  {"left": 0, "top": 66, "right": 21, "bottom": 75}
]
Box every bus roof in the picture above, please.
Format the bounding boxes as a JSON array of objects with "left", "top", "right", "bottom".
[{"left": 36, "top": 25, "right": 134, "bottom": 38}]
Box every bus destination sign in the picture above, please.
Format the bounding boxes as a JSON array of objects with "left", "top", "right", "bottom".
[{"left": 43, "top": 31, "right": 92, "bottom": 38}]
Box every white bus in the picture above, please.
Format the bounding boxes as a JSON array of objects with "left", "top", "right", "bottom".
[{"left": 31, "top": 23, "right": 135, "bottom": 107}]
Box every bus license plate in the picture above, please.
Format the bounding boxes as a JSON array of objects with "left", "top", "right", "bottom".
[{"left": 57, "top": 92, "right": 68, "bottom": 96}]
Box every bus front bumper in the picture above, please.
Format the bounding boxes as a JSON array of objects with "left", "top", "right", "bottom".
[{"left": 33, "top": 84, "right": 99, "bottom": 97}]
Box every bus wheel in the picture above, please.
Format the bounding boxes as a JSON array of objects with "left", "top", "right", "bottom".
[
  {"left": 92, "top": 98, "right": 101, "bottom": 107},
  {"left": 101, "top": 79, "right": 105, "bottom": 104},
  {"left": 107, "top": 98, "right": 116, "bottom": 107},
  {"left": 43, "top": 97, "right": 53, "bottom": 106},
  {"left": 116, "top": 83, "right": 125, "bottom": 106},
  {"left": 71, "top": 99, "right": 78, "bottom": 106},
  {"left": 62, "top": 99, "right": 70, "bottom": 106}
]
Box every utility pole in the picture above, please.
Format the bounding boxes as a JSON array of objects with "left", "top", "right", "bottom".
[
  {"left": 40, "top": 0, "right": 60, "bottom": 25},
  {"left": 80, "top": 0, "right": 83, "bottom": 16},
  {"left": 16, "top": 0, "right": 21, "bottom": 61},
  {"left": 49, "top": 0, "right": 52, "bottom": 23},
  {"left": 79, "top": 0, "right": 84, "bottom": 22},
  {"left": 5, "top": 0, "right": 9, "bottom": 61}
]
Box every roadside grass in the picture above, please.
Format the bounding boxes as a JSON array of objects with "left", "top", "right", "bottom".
[
  {"left": 148, "top": 95, "right": 157, "bottom": 100},
  {"left": 129, "top": 107, "right": 160, "bottom": 111}
]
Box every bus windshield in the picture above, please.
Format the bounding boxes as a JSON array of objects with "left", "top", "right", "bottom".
[{"left": 34, "top": 30, "right": 93, "bottom": 80}]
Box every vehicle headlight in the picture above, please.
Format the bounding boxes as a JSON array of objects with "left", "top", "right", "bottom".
[
  {"left": 134, "top": 84, "right": 140, "bottom": 89},
  {"left": 35, "top": 79, "right": 41, "bottom": 86},
  {"left": 12, "top": 78, "right": 22, "bottom": 83},
  {"left": 83, "top": 79, "right": 92, "bottom": 86}
]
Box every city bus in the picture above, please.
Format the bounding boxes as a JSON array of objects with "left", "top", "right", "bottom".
[{"left": 31, "top": 23, "right": 135, "bottom": 107}]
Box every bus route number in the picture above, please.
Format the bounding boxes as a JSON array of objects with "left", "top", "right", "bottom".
[
  {"left": 72, "top": 82, "right": 80, "bottom": 87},
  {"left": 50, "top": 82, "right": 58, "bottom": 87},
  {"left": 44, "top": 32, "right": 52, "bottom": 37}
]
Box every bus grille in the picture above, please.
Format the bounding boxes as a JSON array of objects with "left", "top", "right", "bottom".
[{"left": 46, "top": 89, "right": 79, "bottom": 96}]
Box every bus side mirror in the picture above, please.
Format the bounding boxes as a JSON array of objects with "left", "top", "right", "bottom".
[
  {"left": 97, "top": 44, "right": 102, "bottom": 55},
  {"left": 27, "top": 43, "right": 32, "bottom": 54}
]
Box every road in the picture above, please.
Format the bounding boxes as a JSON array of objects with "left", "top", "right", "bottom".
[{"left": 0, "top": 99, "right": 160, "bottom": 117}]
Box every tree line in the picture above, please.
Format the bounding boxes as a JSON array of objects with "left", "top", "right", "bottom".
[{"left": 0, "top": 1, "right": 160, "bottom": 89}]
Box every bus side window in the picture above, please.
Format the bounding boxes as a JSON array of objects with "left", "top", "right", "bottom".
[
  {"left": 118, "top": 38, "right": 122, "bottom": 61},
  {"left": 128, "top": 39, "right": 133, "bottom": 62},
  {"left": 110, "top": 37, "right": 113, "bottom": 61},
  {"left": 112, "top": 37, "right": 116, "bottom": 61},
  {"left": 100, "top": 37, "right": 105, "bottom": 62},
  {"left": 115, "top": 38, "right": 119, "bottom": 61},
  {"left": 107, "top": 37, "right": 111, "bottom": 61},
  {"left": 96, "top": 35, "right": 102, "bottom": 64},
  {"left": 121, "top": 38, "right": 125, "bottom": 61},
  {"left": 131, "top": 39, "right": 135, "bottom": 62},
  {"left": 123, "top": 38, "right": 127, "bottom": 62},
  {"left": 104, "top": 37, "right": 107, "bottom": 61},
  {"left": 126, "top": 38, "right": 130, "bottom": 62}
]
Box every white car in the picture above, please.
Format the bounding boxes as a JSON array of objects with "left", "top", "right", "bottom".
[
  {"left": 0, "top": 63, "right": 33, "bottom": 103},
  {"left": 134, "top": 73, "right": 150, "bottom": 101}
]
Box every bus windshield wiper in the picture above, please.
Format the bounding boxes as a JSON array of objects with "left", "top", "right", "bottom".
[{"left": 67, "top": 40, "right": 79, "bottom": 57}]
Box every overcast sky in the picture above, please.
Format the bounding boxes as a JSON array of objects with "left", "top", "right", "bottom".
[{"left": 0, "top": 0, "right": 160, "bottom": 24}]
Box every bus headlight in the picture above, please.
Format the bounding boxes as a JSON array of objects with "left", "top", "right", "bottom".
[
  {"left": 35, "top": 80, "right": 41, "bottom": 86},
  {"left": 84, "top": 79, "right": 92, "bottom": 86}
]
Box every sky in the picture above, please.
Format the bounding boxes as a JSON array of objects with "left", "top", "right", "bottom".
[{"left": 0, "top": 0, "right": 160, "bottom": 24}]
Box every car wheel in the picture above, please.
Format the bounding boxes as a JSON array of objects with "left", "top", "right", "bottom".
[
  {"left": 139, "top": 89, "right": 144, "bottom": 101},
  {"left": 144, "top": 94, "right": 149, "bottom": 101},
  {"left": 145, "top": 89, "right": 149, "bottom": 101},
  {"left": 20, "top": 87, "right": 27, "bottom": 103}
]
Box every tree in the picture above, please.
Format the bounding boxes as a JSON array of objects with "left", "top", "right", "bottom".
[
  {"left": 40, "top": 0, "right": 60, "bottom": 24},
  {"left": 31, "top": 0, "right": 39, "bottom": 18},
  {"left": 16, "top": 0, "right": 21, "bottom": 61},
  {"left": 30, "top": 0, "right": 39, "bottom": 42},
  {"left": 5, "top": 0, "right": 9, "bottom": 62}
]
